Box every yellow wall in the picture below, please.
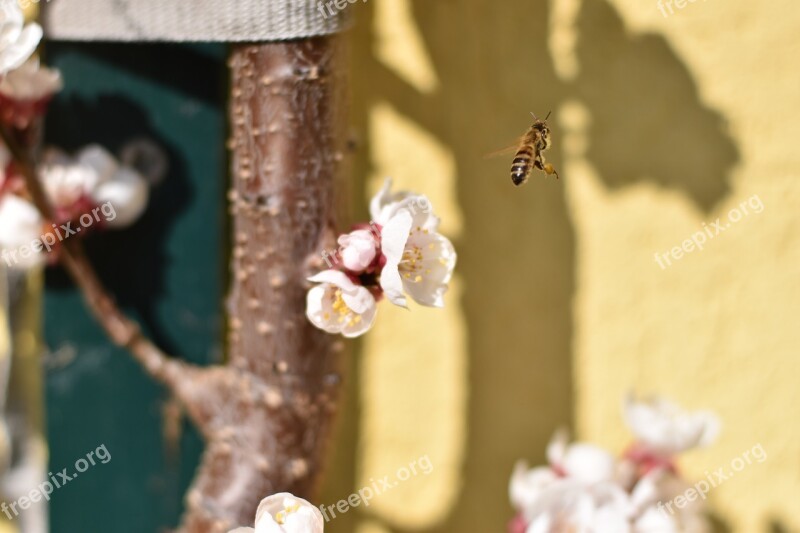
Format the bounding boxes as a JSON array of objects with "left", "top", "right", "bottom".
[{"left": 320, "top": 0, "right": 800, "bottom": 532}]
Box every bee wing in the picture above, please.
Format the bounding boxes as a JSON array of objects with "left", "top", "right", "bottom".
[{"left": 484, "top": 140, "right": 523, "bottom": 159}]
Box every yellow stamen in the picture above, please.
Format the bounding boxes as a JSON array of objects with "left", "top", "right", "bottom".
[{"left": 275, "top": 502, "right": 301, "bottom": 524}]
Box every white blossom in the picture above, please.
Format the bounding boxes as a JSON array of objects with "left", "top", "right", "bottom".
[
  {"left": 624, "top": 394, "right": 720, "bottom": 456},
  {"left": 229, "top": 493, "right": 324, "bottom": 533},
  {"left": 40, "top": 144, "right": 149, "bottom": 228},
  {"left": 306, "top": 270, "right": 377, "bottom": 338},
  {"left": 510, "top": 397, "right": 717, "bottom": 533},
  {"left": 510, "top": 430, "right": 619, "bottom": 518},
  {"left": 372, "top": 178, "right": 456, "bottom": 308},
  {"left": 0, "top": 0, "right": 42, "bottom": 76}
]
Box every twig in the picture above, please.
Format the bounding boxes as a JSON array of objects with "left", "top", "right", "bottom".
[{"left": 0, "top": 125, "right": 189, "bottom": 389}]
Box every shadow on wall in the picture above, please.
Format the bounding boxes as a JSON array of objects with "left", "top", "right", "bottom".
[{"left": 326, "top": 0, "right": 739, "bottom": 532}]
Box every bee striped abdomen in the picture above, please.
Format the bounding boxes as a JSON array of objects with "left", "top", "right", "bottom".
[{"left": 511, "top": 144, "right": 534, "bottom": 186}]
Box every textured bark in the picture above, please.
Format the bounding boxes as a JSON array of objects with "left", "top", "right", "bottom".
[
  {"left": 181, "top": 38, "right": 346, "bottom": 532},
  {"left": 1, "top": 35, "right": 346, "bottom": 533}
]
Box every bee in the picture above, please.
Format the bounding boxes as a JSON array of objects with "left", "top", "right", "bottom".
[{"left": 510, "top": 111, "right": 559, "bottom": 186}]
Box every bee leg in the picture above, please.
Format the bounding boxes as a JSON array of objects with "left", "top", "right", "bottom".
[
  {"left": 535, "top": 156, "right": 560, "bottom": 180},
  {"left": 543, "top": 163, "right": 560, "bottom": 180}
]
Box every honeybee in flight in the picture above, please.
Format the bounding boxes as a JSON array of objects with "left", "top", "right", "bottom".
[{"left": 510, "top": 111, "right": 559, "bottom": 186}]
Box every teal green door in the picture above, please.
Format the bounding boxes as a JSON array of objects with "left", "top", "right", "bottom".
[{"left": 44, "top": 42, "right": 226, "bottom": 533}]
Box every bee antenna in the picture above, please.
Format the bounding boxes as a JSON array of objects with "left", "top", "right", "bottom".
[
  {"left": 544, "top": 110, "right": 552, "bottom": 120},
  {"left": 530, "top": 111, "right": 538, "bottom": 121}
]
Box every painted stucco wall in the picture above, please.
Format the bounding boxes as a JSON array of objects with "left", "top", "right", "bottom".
[{"left": 321, "top": 0, "right": 800, "bottom": 532}]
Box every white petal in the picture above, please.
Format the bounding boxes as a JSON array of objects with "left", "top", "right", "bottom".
[
  {"left": 0, "top": 195, "right": 45, "bottom": 270},
  {"left": 634, "top": 506, "right": 681, "bottom": 533},
  {"left": 562, "top": 443, "right": 617, "bottom": 485},
  {"left": 369, "top": 177, "right": 394, "bottom": 222},
  {"left": 509, "top": 461, "right": 557, "bottom": 511},
  {"left": 624, "top": 394, "right": 720, "bottom": 455},
  {"left": 308, "top": 269, "right": 354, "bottom": 286},
  {"left": 228, "top": 529, "right": 256, "bottom": 533},
  {"left": 378, "top": 209, "right": 413, "bottom": 307},
  {"left": 546, "top": 429, "right": 569, "bottom": 466},
  {"left": 0, "top": 21, "right": 42, "bottom": 75},
  {"left": 369, "top": 177, "right": 435, "bottom": 227},
  {"left": 40, "top": 160, "right": 100, "bottom": 208},
  {"left": 400, "top": 231, "right": 456, "bottom": 308},
  {"left": 340, "top": 285, "right": 373, "bottom": 315},
  {"left": 525, "top": 515, "right": 552, "bottom": 533},
  {"left": 77, "top": 144, "right": 119, "bottom": 183},
  {"left": 91, "top": 168, "right": 149, "bottom": 228},
  {"left": 305, "top": 286, "right": 335, "bottom": 333}
]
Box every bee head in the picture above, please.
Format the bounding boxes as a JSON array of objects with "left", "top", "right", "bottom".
[{"left": 530, "top": 111, "right": 553, "bottom": 147}]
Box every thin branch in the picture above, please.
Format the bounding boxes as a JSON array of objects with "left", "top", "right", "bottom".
[{"left": 0, "top": 125, "right": 190, "bottom": 390}]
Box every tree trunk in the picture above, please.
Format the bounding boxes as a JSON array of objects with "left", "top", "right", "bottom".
[{"left": 178, "top": 36, "right": 347, "bottom": 532}]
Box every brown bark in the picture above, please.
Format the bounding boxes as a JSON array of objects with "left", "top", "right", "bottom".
[
  {"left": 1, "top": 34, "right": 346, "bottom": 533},
  {"left": 181, "top": 38, "right": 347, "bottom": 532}
]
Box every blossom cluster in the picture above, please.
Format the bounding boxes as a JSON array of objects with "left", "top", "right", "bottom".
[
  {"left": 0, "top": 0, "right": 149, "bottom": 269},
  {"left": 306, "top": 178, "right": 456, "bottom": 337},
  {"left": 509, "top": 395, "right": 720, "bottom": 533}
]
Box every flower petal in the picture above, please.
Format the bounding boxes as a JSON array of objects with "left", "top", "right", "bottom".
[
  {"left": 624, "top": 394, "right": 720, "bottom": 455},
  {"left": 379, "top": 208, "right": 413, "bottom": 307},
  {"left": 77, "top": 144, "right": 119, "bottom": 183},
  {"left": 308, "top": 269, "right": 357, "bottom": 288},
  {"left": 400, "top": 230, "right": 456, "bottom": 308},
  {"left": 91, "top": 167, "right": 149, "bottom": 228},
  {"left": 369, "top": 177, "right": 394, "bottom": 222},
  {"left": 306, "top": 272, "right": 377, "bottom": 338},
  {"left": 545, "top": 429, "right": 569, "bottom": 466},
  {"left": 0, "top": 16, "right": 42, "bottom": 75},
  {"left": 561, "top": 443, "right": 617, "bottom": 485},
  {"left": 0, "top": 195, "right": 44, "bottom": 269},
  {"left": 509, "top": 461, "right": 557, "bottom": 512}
]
